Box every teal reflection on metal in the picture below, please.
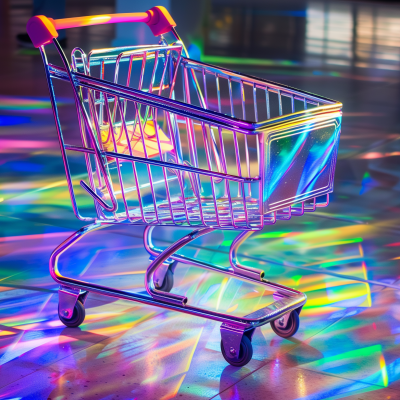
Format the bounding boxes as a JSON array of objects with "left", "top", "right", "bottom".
[{"left": 264, "top": 116, "right": 341, "bottom": 211}]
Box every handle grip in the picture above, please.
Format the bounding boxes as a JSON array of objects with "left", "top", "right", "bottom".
[{"left": 27, "top": 6, "right": 176, "bottom": 48}]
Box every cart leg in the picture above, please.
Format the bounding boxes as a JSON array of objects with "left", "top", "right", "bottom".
[
  {"left": 145, "top": 227, "right": 267, "bottom": 283},
  {"left": 145, "top": 227, "right": 214, "bottom": 305},
  {"left": 229, "top": 231, "right": 265, "bottom": 281},
  {"left": 50, "top": 222, "right": 111, "bottom": 326},
  {"left": 144, "top": 226, "right": 177, "bottom": 291}
]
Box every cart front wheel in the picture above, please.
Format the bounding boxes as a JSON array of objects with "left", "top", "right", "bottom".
[
  {"left": 220, "top": 334, "right": 253, "bottom": 367},
  {"left": 58, "top": 299, "right": 85, "bottom": 328},
  {"left": 270, "top": 310, "right": 300, "bottom": 338}
]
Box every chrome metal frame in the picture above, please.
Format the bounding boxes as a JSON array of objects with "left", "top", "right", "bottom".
[
  {"left": 44, "top": 54, "right": 341, "bottom": 227},
  {"left": 38, "top": 27, "right": 341, "bottom": 361},
  {"left": 53, "top": 222, "right": 306, "bottom": 358}
]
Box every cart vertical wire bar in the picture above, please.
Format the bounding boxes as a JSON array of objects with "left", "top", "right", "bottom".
[
  {"left": 97, "top": 59, "right": 105, "bottom": 125},
  {"left": 117, "top": 97, "right": 147, "bottom": 222},
  {"left": 265, "top": 87, "right": 271, "bottom": 120},
  {"left": 104, "top": 93, "right": 130, "bottom": 221},
  {"left": 241, "top": 80, "right": 252, "bottom": 206},
  {"left": 136, "top": 50, "right": 166, "bottom": 223},
  {"left": 200, "top": 121, "right": 220, "bottom": 227},
  {"left": 59, "top": 42, "right": 118, "bottom": 214},
  {"left": 165, "top": 111, "right": 191, "bottom": 224},
  {"left": 150, "top": 50, "right": 175, "bottom": 223},
  {"left": 157, "top": 46, "right": 174, "bottom": 189},
  {"left": 291, "top": 93, "right": 295, "bottom": 114},
  {"left": 216, "top": 77, "right": 235, "bottom": 226},
  {"left": 88, "top": 90, "right": 106, "bottom": 191},
  {"left": 134, "top": 102, "right": 160, "bottom": 223},
  {"left": 217, "top": 126, "right": 235, "bottom": 228},
  {"left": 71, "top": 52, "right": 102, "bottom": 218},
  {"left": 39, "top": 47, "right": 94, "bottom": 221},
  {"left": 153, "top": 107, "right": 175, "bottom": 224}
]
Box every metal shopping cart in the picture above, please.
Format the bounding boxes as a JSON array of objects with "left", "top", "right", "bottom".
[{"left": 27, "top": 7, "right": 342, "bottom": 367}]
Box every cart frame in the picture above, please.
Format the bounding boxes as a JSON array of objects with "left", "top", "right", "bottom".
[{"left": 28, "top": 6, "right": 342, "bottom": 366}]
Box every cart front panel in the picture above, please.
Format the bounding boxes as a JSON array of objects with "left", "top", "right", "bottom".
[{"left": 264, "top": 113, "right": 341, "bottom": 212}]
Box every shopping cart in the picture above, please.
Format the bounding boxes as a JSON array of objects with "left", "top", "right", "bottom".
[{"left": 27, "top": 7, "right": 342, "bottom": 367}]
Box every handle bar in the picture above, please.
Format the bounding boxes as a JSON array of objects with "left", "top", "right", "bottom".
[{"left": 27, "top": 6, "right": 176, "bottom": 48}]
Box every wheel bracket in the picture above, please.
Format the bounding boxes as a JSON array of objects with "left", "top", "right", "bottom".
[
  {"left": 220, "top": 323, "right": 253, "bottom": 360},
  {"left": 148, "top": 254, "right": 177, "bottom": 288},
  {"left": 275, "top": 311, "right": 291, "bottom": 329},
  {"left": 59, "top": 286, "right": 87, "bottom": 320}
]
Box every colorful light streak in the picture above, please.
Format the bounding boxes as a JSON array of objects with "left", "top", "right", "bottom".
[
  {"left": 0, "top": 96, "right": 72, "bottom": 112},
  {"left": 385, "top": 242, "right": 400, "bottom": 247},
  {"left": 1, "top": 3, "right": 400, "bottom": 398},
  {"left": 380, "top": 354, "right": 389, "bottom": 387},
  {"left": 359, "top": 151, "right": 400, "bottom": 159},
  {"left": 0, "top": 96, "right": 52, "bottom": 110},
  {"left": 0, "top": 116, "right": 30, "bottom": 126}
]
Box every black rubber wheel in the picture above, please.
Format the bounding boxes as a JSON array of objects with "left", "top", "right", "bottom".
[
  {"left": 156, "top": 268, "right": 174, "bottom": 292},
  {"left": 220, "top": 335, "right": 253, "bottom": 367},
  {"left": 270, "top": 310, "right": 300, "bottom": 338},
  {"left": 58, "top": 299, "right": 86, "bottom": 328}
]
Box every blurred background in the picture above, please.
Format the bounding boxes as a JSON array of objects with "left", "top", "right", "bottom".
[
  {"left": 2, "top": 1, "right": 400, "bottom": 399},
  {"left": 2, "top": 0, "right": 400, "bottom": 231}
]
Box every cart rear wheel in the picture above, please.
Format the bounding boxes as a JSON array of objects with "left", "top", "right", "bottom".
[
  {"left": 270, "top": 310, "right": 300, "bottom": 338},
  {"left": 58, "top": 299, "right": 85, "bottom": 328},
  {"left": 220, "top": 335, "right": 253, "bottom": 367},
  {"left": 157, "top": 267, "right": 174, "bottom": 292}
]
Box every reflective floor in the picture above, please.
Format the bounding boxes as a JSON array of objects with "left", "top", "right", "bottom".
[{"left": 1, "top": 0, "right": 400, "bottom": 399}]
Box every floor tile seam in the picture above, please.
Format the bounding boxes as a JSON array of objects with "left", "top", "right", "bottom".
[
  {"left": 263, "top": 309, "right": 356, "bottom": 368},
  {"left": 0, "top": 227, "right": 381, "bottom": 390},
  {"left": 208, "top": 359, "right": 274, "bottom": 400},
  {"left": 0, "top": 297, "right": 118, "bottom": 332},
  {"left": 0, "top": 334, "right": 120, "bottom": 391},
  {"left": 0, "top": 297, "right": 352, "bottom": 391},
  {"left": 231, "top": 253, "right": 400, "bottom": 290},
  {"left": 2, "top": 292, "right": 178, "bottom": 340},
  {"left": 0, "top": 324, "right": 22, "bottom": 333},
  {"left": 0, "top": 335, "right": 111, "bottom": 391},
  {"left": 0, "top": 372, "right": 40, "bottom": 392},
  {"left": 0, "top": 213, "right": 76, "bottom": 228},
  {"left": 0, "top": 311, "right": 163, "bottom": 390},
  {"left": 0, "top": 282, "right": 57, "bottom": 293},
  {"left": 212, "top": 361, "right": 400, "bottom": 400},
  {"left": 382, "top": 279, "right": 400, "bottom": 292},
  {"left": 294, "top": 364, "right": 400, "bottom": 392},
  {"left": 0, "top": 297, "right": 53, "bottom": 312}
]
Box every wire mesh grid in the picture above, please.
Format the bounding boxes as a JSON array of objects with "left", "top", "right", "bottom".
[{"left": 50, "top": 42, "right": 340, "bottom": 229}]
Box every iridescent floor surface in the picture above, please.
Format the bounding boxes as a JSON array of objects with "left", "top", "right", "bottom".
[{"left": 1, "top": 1, "right": 400, "bottom": 399}]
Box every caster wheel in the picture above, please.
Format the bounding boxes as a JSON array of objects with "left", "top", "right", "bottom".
[
  {"left": 270, "top": 310, "right": 300, "bottom": 338},
  {"left": 156, "top": 267, "right": 174, "bottom": 292},
  {"left": 220, "top": 335, "right": 253, "bottom": 367},
  {"left": 58, "top": 299, "right": 85, "bottom": 328}
]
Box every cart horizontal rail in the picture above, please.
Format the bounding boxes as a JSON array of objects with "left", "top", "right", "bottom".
[
  {"left": 51, "top": 223, "right": 306, "bottom": 330},
  {"left": 48, "top": 63, "right": 342, "bottom": 134},
  {"left": 65, "top": 144, "right": 259, "bottom": 183}
]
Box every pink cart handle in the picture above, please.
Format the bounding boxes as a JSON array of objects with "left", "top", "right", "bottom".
[{"left": 26, "top": 6, "right": 176, "bottom": 48}]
